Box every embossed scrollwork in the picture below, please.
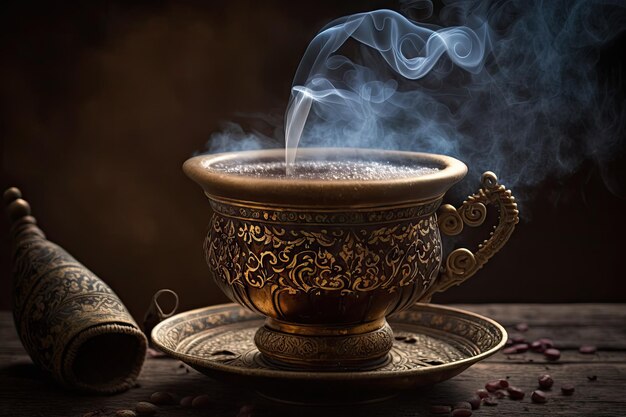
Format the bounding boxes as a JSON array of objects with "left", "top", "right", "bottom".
[
  {"left": 438, "top": 204, "right": 463, "bottom": 236},
  {"left": 423, "top": 171, "right": 519, "bottom": 301},
  {"left": 206, "top": 208, "right": 442, "bottom": 318}
]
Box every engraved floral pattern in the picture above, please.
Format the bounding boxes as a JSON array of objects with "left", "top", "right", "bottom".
[
  {"left": 206, "top": 213, "right": 441, "bottom": 300},
  {"left": 12, "top": 230, "right": 141, "bottom": 377},
  {"left": 151, "top": 304, "right": 504, "bottom": 372}
]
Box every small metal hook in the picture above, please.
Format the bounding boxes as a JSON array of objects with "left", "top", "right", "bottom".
[
  {"left": 143, "top": 289, "right": 179, "bottom": 350},
  {"left": 152, "top": 289, "right": 179, "bottom": 320}
]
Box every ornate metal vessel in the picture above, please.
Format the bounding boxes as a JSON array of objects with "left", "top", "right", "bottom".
[
  {"left": 4, "top": 188, "right": 147, "bottom": 393},
  {"left": 184, "top": 148, "right": 518, "bottom": 370},
  {"left": 152, "top": 302, "right": 507, "bottom": 404}
]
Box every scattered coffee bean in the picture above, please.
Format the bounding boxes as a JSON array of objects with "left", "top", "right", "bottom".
[
  {"left": 149, "top": 392, "right": 176, "bottom": 405},
  {"left": 429, "top": 405, "right": 451, "bottom": 414},
  {"left": 537, "top": 338, "right": 554, "bottom": 348},
  {"left": 511, "top": 335, "right": 526, "bottom": 343},
  {"left": 502, "top": 346, "right": 519, "bottom": 355},
  {"left": 531, "top": 390, "right": 547, "bottom": 404},
  {"left": 237, "top": 405, "right": 255, "bottom": 417},
  {"left": 394, "top": 335, "right": 407, "bottom": 341},
  {"left": 505, "top": 338, "right": 514, "bottom": 346},
  {"left": 493, "top": 389, "right": 508, "bottom": 399},
  {"left": 147, "top": 348, "right": 165, "bottom": 358},
  {"left": 180, "top": 396, "right": 194, "bottom": 407},
  {"left": 404, "top": 337, "right": 417, "bottom": 344},
  {"left": 454, "top": 401, "right": 472, "bottom": 410},
  {"left": 135, "top": 402, "right": 158, "bottom": 416},
  {"left": 579, "top": 345, "right": 597, "bottom": 354},
  {"left": 587, "top": 375, "right": 598, "bottom": 381},
  {"left": 538, "top": 374, "right": 554, "bottom": 389},
  {"left": 544, "top": 348, "right": 561, "bottom": 361},
  {"left": 115, "top": 410, "right": 137, "bottom": 417},
  {"left": 485, "top": 379, "right": 508, "bottom": 391},
  {"left": 191, "top": 394, "right": 212, "bottom": 408},
  {"left": 531, "top": 340, "right": 546, "bottom": 353},
  {"left": 515, "top": 323, "right": 529, "bottom": 332},
  {"left": 467, "top": 397, "right": 481, "bottom": 410},
  {"left": 451, "top": 409, "right": 472, "bottom": 417},
  {"left": 476, "top": 389, "right": 490, "bottom": 398},
  {"left": 485, "top": 381, "right": 500, "bottom": 392},
  {"left": 507, "top": 386, "right": 525, "bottom": 400},
  {"left": 483, "top": 398, "right": 499, "bottom": 406},
  {"left": 561, "top": 384, "right": 575, "bottom": 395},
  {"left": 514, "top": 343, "right": 529, "bottom": 353}
]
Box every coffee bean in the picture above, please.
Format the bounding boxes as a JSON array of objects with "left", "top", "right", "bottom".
[
  {"left": 429, "top": 405, "right": 451, "bottom": 414},
  {"left": 147, "top": 348, "right": 166, "bottom": 358},
  {"left": 538, "top": 374, "right": 554, "bottom": 389},
  {"left": 579, "top": 345, "right": 597, "bottom": 354},
  {"left": 514, "top": 343, "right": 529, "bottom": 353},
  {"left": 515, "top": 323, "right": 529, "bottom": 332},
  {"left": 180, "top": 396, "right": 194, "bottom": 407},
  {"left": 476, "top": 389, "right": 489, "bottom": 398},
  {"left": 149, "top": 392, "right": 176, "bottom": 405},
  {"left": 454, "top": 401, "right": 471, "bottom": 410},
  {"left": 394, "top": 335, "right": 407, "bottom": 341},
  {"left": 135, "top": 402, "right": 158, "bottom": 416},
  {"left": 467, "top": 397, "right": 481, "bottom": 410},
  {"left": 485, "top": 381, "right": 500, "bottom": 392},
  {"left": 493, "top": 389, "right": 508, "bottom": 399},
  {"left": 498, "top": 379, "right": 509, "bottom": 388},
  {"left": 507, "top": 386, "right": 525, "bottom": 400},
  {"left": 237, "top": 405, "right": 255, "bottom": 417},
  {"left": 191, "top": 395, "right": 212, "bottom": 408},
  {"left": 531, "top": 390, "right": 547, "bottom": 404},
  {"left": 544, "top": 348, "right": 561, "bottom": 361},
  {"left": 404, "top": 337, "right": 417, "bottom": 344},
  {"left": 483, "top": 398, "right": 498, "bottom": 406},
  {"left": 115, "top": 410, "right": 137, "bottom": 417},
  {"left": 537, "top": 338, "right": 554, "bottom": 348},
  {"left": 505, "top": 338, "right": 514, "bottom": 346},
  {"left": 502, "top": 346, "right": 519, "bottom": 355},
  {"left": 561, "top": 384, "right": 575, "bottom": 395},
  {"left": 451, "top": 409, "right": 472, "bottom": 417},
  {"left": 512, "top": 335, "right": 526, "bottom": 343},
  {"left": 531, "top": 340, "right": 546, "bottom": 353}
]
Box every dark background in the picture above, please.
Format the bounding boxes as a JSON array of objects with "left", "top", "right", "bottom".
[{"left": 1, "top": 0, "right": 625, "bottom": 320}]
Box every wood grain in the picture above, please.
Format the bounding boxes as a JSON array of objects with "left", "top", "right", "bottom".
[{"left": 1, "top": 304, "right": 625, "bottom": 417}]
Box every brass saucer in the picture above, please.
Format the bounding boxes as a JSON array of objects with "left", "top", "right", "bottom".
[{"left": 152, "top": 303, "right": 506, "bottom": 404}]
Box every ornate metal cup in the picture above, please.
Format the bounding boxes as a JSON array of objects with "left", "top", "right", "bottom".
[{"left": 184, "top": 148, "right": 518, "bottom": 370}]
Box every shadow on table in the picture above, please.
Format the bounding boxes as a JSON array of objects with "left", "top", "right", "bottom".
[{"left": 0, "top": 358, "right": 477, "bottom": 417}]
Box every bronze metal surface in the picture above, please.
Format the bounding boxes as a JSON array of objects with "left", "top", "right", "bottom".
[
  {"left": 183, "top": 149, "right": 518, "bottom": 369},
  {"left": 4, "top": 188, "right": 147, "bottom": 394},
  {"left": 183, "top": 148, "right": 468, "bottom": 208},
  {"left": 151, "top": 302, "right": 507, "bottom": 404}
]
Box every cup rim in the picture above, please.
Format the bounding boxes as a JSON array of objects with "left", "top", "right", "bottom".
[{"left": 183, "top": 148, "right": 467, "bottom": 208}]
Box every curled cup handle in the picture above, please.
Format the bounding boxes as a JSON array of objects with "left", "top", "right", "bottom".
[{"left": 422, "top": 171, "right": 519, "bottom": 302}]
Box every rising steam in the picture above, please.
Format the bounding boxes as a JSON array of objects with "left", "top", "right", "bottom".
[
  {"left": 284, "top": 9, "right": 488, "bottom": 174},
  {"left": 207, "top": 0, "right": 625, "bottom": 199}
]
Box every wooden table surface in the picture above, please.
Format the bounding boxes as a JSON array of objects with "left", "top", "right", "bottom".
[{"left": 1, "top": 304, "right": 625, "bottom": 417}]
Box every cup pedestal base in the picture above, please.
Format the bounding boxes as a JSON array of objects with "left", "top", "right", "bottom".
[{"left": 254, "top": 319, "right": 394, "bottom": 371}]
